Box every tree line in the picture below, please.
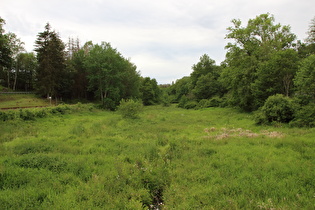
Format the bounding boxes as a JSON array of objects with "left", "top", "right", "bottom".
[
  {"left": 1, "top": 14, "right": 315, "bottom": 119},
  {"left": 0, "top": 19, "right": 160, "bottom": 109},
  {"left": 166, "top": 13, "right": 315, "bottom": 126}
]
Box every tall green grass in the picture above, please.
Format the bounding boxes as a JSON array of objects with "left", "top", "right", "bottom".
[{"left": 0, "top": 105, "right": 314, "bottom": 209}]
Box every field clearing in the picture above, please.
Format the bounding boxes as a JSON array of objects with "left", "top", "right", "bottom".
[
  {"left": 0, "top": 94, "right": 50, "bottom": 109},
  {"left": 0, "top": 105, "right": 314, "bottom": 209}
]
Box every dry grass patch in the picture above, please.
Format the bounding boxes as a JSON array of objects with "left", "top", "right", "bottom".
[{"left": 204, "top": 127, "right": 284, "bottom": 140}]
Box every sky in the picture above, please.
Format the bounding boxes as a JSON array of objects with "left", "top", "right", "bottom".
[{"left": 1, "top": 0, "right": 314, "bottom": 84}]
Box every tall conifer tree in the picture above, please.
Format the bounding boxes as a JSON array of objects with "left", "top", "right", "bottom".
[{"left": 34, "top": 23, "right": 66, "bottom": 99}]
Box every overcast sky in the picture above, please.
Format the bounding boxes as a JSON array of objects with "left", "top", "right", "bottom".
[{"left": 1, "top": 0, "right": 314, "bottom": 84}]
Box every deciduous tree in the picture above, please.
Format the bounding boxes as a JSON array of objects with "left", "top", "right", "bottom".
[
  {"left": 190, "top": 54, "right": 222, "bottom": 100},
  {"left": 84, "top": 42, "right": 140, "bottom": 109},
  {"left": 252, "top": 49, "right": 299, "bottom": 106},
  {"left": 140, "top": 77, "right": 160, "bottom": 105},
  {"left": 0, "top": 17, "right": 12, "bottom": 88},
  {"left": 15, "top": 52, "right": 37, "bottom": 91},
  {"left": 223, "top": 13, "right": 296, "bottom": 111}
]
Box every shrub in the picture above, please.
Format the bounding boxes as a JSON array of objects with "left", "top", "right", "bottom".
[
  {"left": 103, "top": 98, "right": 117, "bottom": 111},
  {"left": 184, "top": 101, "right": 198, "bottom": 109},
  {"left": 255, "top": 94, "right": 294, "bottom": 124},
  {"left": 161, "top": 93, "right": 171, "bottom": 107},
  {"left": 290, "top": 103, "right": 315, "bottom": 127},
  {"left": 0, "top": 111, "right": 17, "bottom": 121},
  {"left": 178, "top": 95, "right": 188, "bottom": 108},
  {"left": 208, "top": 97, "right": 222, "bottom": 107},
  {"left": 197, "top": 99, "right": 211, "bottom": 109},
  {"left": 49, "top": 105, "right": 71, "bottom": 115},
  {"left": 0, "top": 111, "right": 8, "bottom": 121},
  {"left": 35, "top": 109, "right": 48, "bottom": 118},
  {"left": 19, "top": 109, "right": 35, "bottom": 121},
  {"left": 118, "top": 99, "right": 143, "bottom": 119}
]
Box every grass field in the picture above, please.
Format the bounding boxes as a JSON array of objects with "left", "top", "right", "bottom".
[
  {"left": 0, "top": 105, "right": 314, "bottom": 209},
  {"left": 0, "top": 94, "right": 50, "bottom": 109}
]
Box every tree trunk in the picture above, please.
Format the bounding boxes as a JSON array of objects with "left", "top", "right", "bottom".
[
  {"left": 13, "top": 66, "right": 18, "bottom": 91},
  {"left": 7, "top": 68, "right": 10, "bottom": 89},
  {"left": 283, "top": 74, "right": 292, "bottom": 97}
]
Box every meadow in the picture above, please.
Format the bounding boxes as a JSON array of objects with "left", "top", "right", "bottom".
[{"left": 0, "top": 105, "right": 314, "bottom": 209}]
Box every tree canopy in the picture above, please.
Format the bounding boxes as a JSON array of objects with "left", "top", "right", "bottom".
[
  {"left": 84, "top": 42, "right": 140, "bottom": 109},
  {"left": 222, "top": 13, "right": 296, "bottom": 111}
]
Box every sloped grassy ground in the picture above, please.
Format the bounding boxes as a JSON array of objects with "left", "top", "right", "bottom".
[
  {"left": 0, "top": 105, "right": 314, "bottom": 209},
  {"left": 0, "top": 94, "right": 50, "bottom": 109}
]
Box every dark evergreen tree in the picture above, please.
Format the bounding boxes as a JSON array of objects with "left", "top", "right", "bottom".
[{"left": 34, "top": 23, "right": 67, "bottom": 100}]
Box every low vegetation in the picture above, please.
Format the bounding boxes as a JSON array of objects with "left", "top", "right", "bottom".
[
  {"left": 0, "top": 105, "right": 314, "bottom": 209},
  {"left": 118, "top": 99, "right": 143, "bottom": 119}
]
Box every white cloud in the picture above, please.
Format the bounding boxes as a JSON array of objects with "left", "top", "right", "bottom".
[{"left": 1, "top": 0, "right": 315, "bottom": 84}]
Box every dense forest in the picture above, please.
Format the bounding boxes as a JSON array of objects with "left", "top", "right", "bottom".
[{"left": 1, "top": 13, "right": 315, "bottom": 125}]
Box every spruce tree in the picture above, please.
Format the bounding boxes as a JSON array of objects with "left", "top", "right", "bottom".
[{"left": 34, "top": 23, "right": 66, "bottom": 100}]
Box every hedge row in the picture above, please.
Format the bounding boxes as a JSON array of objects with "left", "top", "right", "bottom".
[{"left": 0, "top": 103, "right": 94, "bottom": 122}]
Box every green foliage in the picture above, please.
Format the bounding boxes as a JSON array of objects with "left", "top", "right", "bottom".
[
  {"left": 0, "top": 110, "right": 14, "bottom": 121},
  {"left": 190, "top": 54, "right": 220, "bottom": 87},
  {"left": 160, "top": 91, "right": 171, "bottom": 107},
  {"left": 19, "top": 109, "right": 35, "bottom": 121},
  {"left": 190, "top": 54, "right": 223, "bottom": 100},
  {"left": 290, "top": 103, "right": 315, "bottom": 127},
  {"left": 177, "top": 95, "right": 188, "bottom": 108},
  {"left": 0, "top": 17, "right": 13, "bottom": 71},
  {"left": 252, "top": 49, "right": 299, "bottom": 106},
  {"left": 118, "top": 99, "right": 143, "bottom": 119},
  {"left": 197, "top": 99, "right": 211, "bottom": 109},
  {"left": 223, "top": 13, "right": 297, "bottom": 111},
  {"left": 0, "top": 103, "right": 94, "bottom": 122},
  {"left": 14, "top": 52, "right": 37, "bottom": 91},
  {"left": 255, "top": 94, "right": 294, "bottom": 124},
  {"left": 306, "top": 16, "right": 315, "bottom": 44},
  {"left": 84, "top": 42, "right": 140, "bottom": 109},
  {"left": 192, "top": 73, "right": 222, "bottom": 100},
  {"left": 101, "top": 98, "right": 116, "bottom": 111},
  {"left": 34, "top": 23, "right": 67, "bottom": 99},
  {"left": 183, "top": 101, "right": 198, "bottom": 109},
  {"left": 294, "top": 55, "right": 315, "bottom": 104},
  {"left": 196, "top": 97, "right": 223, "bottom": 109},
  {"left": 168, "top": 76, "right": 191, "bottom": 103},
  {"left": 140, "top": 77, "right": 160, "bottom": 105}
]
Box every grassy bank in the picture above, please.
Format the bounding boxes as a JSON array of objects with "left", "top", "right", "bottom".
[
  {"left": 0, "top": 105, "right": 314, "bottom": 209},
  {"left": 0, "top": 94, "right": 50, "bottom": 109}
]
